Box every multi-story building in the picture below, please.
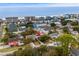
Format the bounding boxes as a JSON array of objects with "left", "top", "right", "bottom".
[
  {"left": 7, "top": 22, "right": 17, "bottom": 32},
  {"left": 6, "top": 17, "right": 18, "bottom": 23}
]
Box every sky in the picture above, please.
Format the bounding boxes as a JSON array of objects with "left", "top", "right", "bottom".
[{"left": 0, "top": 3, "right": 79, "bottom": 18}]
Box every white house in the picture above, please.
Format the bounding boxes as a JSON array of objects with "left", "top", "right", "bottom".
[
  {"left": 71, "top": 31, "right": 78, "bottom": 35},
  {"left": 49, "top": 33, "right": 60, "bottom": 39}
]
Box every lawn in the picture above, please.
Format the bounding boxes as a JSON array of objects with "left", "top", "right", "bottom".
[
  {"left": 0, "top": 44, "right": 31, "bottom": 53},
  {"left": 0, "top": 46, "right": 18, "bottom": 53}
]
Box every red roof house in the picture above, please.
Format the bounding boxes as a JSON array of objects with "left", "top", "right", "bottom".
[{"left": 8, "top": 41, "right": 18, "bottom": 46}]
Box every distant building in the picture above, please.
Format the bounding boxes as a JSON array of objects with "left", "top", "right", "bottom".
[
  {"left": 6, "top": 17, "right": 18, "bottom": 23},
  {"left": 25, "top": 16, "right": 35, "bottom": 22},
  {"left": 51, "top": 16, "right": 60, "bottom": 22},
  {"left": 18, "top": 26, "right": 26, "bottom": 32},
  {"left": 7, "top": 23, "right": 17, "bottom": 32}
]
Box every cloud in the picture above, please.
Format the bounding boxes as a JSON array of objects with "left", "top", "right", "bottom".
[
  {"left": 48, "top": 3, "right": 79, "bottom": 7},
  {"left": 0, "top": 3, "right": 79, "bottom": 9}
]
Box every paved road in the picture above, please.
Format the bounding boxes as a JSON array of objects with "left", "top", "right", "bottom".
[{"left": 70, "top": 47, "right": 79, "bottom": 56}]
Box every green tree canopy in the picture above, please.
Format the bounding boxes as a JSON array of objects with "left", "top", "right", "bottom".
[
  {"left": 1, "top": 37, "right": 8, "bottom": 43},
  {"left": 63, "top": 27, "right": 69, "bottom": 34},
  {"left": 50, "top": 22, "right": 56, "bottom": 27},
  {"left": 23, "top": 38, "right": 33, "bottom": 44},
  {"left": 39, "top": 35, "right": 50, "bottom": 43},
  {"left": 55, "top": 34, "right": 75, "bottom": 55},
  {"left": 55, "top": 34, "right": 75, "bottom": 47}
]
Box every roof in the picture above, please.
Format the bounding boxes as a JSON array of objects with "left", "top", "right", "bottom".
[{"left": 8, "top": 41, "right": 18, "bottom": 46}]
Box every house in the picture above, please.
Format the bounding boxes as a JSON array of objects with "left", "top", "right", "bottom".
[
  {"left": 65, "top": 19, "right": 77, "bottom": 22},
  {"left": 17, "top": 34, "right": 24, "bottom": 39},
  {"left": 8, "top": 41, "right": 18, "bottom": 46},
  {"left": 40, "top": 29, "right": 49, "bottom": 34},
  {"left": 36, "top": 31, "right": 44, "bottom": 36},
  {"left": 35, "top": 28, "right": 49, "bottom": 35},
  {"left": 26, "top": 35, "right": 36, "bottom": 40},
  {"left": 47, "top": 42, "right": 61, "bottom": 47},
  {"left": 34, "top": 23, "right": 47, "bottom": 28},
  {"left": 18, "top": 26, "right": 26, "bottom": 32},
  {"left": 8, "top": 37, "right": 24, "bottom": 46},
  {"left": 49, "top": 33, "right": 60, "bottom": 39},
  {"left": 51, "top": 16, "right": 61, "bottom": 22},
  {"left": 54, "top": 22, "right": 62, "bottom": 27},
  {"left": 17, "top": 40, "right": 24, "bottom": 46},
  {"left": 71, "top": 31, "right": 78, "bottom": 35}
]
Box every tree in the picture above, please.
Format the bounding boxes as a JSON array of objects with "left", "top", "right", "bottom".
[
  {"left": 61, "top": 20, "right": 71, "bottom": 26},
  {"left": 21, "top": 28, "right": 36, "bottom": 38},
  {"left": 32, "top": 48, "right": 40, "bottom": 56},
  {"left": 23, "top": 46, "right": 33, "bottom": 56},
  {"left": 50, "top": 22, "right": 56, "bottom": 27},
  {"left": 63, "top": 27, "right": 69, "bottom": 34},
  {"left": 60, "top": 16, "right": 66, "bottom": 26},
  {"left": 71, "top": 21, "right": 78, "bottom": 26},
  {"left": 39, "top": 45, "right": 47, "bottom": 51},
  {"left": 21, "top": 28, "right": 36, "bottom": 35},
  {"left": 60, "top": 16, "right": 65, "bottom": 21},
  {"left": 21, "top": 32, "right": 27, "bottom": 38},
  {"left": 54, "top": 47, "right": 64, "bottom": 56},
  {"left": 23, "top": 38, "right": 32, "bottom": 44},
  {"left": 4, "top": 27, "right": 8, "bottom": 33},
  {"left": 43, "top": 49, "right": 57, "bottom": 56},
  {"left": 73, "top": 26, "right": 79, "bottom": 33},
  {"left": 13, "top": 48, "right": 24, "bottom": 56},
  {"left": 13, "top": 45, "right": 34, "bottom": 56},
  {"left": 25, "top": 21, "right": 33, "bottom": 28},
  {"left": 55, "top": 34, "right": 75, "bottom": 55},
  {"left": 60, "top": 16, "right": 72, "bottom": 26},
  {"left": 48, "top": 30, "right": 53, "bottom": 34},
  {"left": 13, "top": 45, "right": 68, "bottom": 56},
  {"left": 50, "top": 22, "right": 57, "bottom": 32},
  {"left": 56, "top": 34, "right": 75, "bottom": 46},
  {"left": 4, "top": 25, "right": 14, "bottom": 38},
  {"left": 2, "top": 26, "right": 10, "bottom": 43},
  {"left": 39, "top": 35, "right": 50, "bottom": 43},
  {"left": 1, "top": 37, "right": 8, "bottom": 43},
  {"left": 42, "top": 46, "right": 57, "bottom": 56},
  {"left": 38, "top": 45, "right": 48, "bottom": 55}
]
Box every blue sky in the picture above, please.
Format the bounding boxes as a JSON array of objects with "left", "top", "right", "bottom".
[{"left": 0, "top": 3, "right": 79, "bottom": 18}]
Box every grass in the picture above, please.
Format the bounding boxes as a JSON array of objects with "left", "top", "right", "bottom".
[
  {"left": 0, "top": 46, "right": 18, "bottom": 53},
  {"left": 0, "top": 44, "right": 31, "bottom": 53}
]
